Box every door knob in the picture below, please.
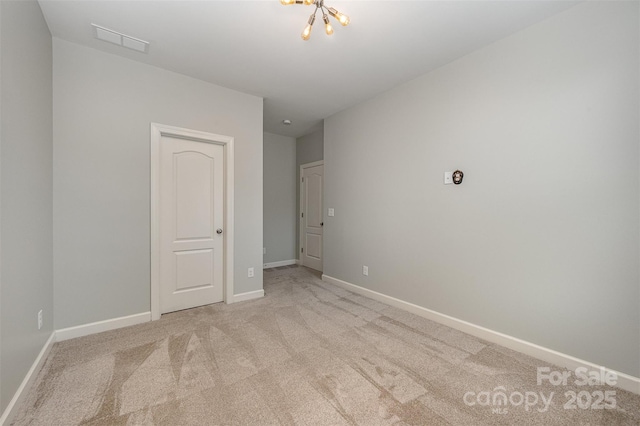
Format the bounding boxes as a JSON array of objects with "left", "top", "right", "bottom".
[{"left": 216, "top": 229, "right": 223, "bottom": 234}]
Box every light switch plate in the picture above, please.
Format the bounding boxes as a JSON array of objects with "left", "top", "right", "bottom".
[
  {"left": 328, "top": 208, "right": 335, "bottom": 217},
  {"left": 444, "top": 172, "right": 453, "bottom": 185}
]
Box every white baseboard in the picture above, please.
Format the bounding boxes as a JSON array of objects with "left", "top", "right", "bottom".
[
  {"left": 322, "top": 274, "right": 640, "bottom": 395},
  {"left": 55, "top": 312, "right": 151, "bottom": 342},
  {"left": 232, "top": 289, "right": 265, "bottom": 303},
  {"left": 263, "top": 259, "right": 297, "bottom": 269},
  {"left": 0, "top": 331, "right": 56, "bottom": 426}
]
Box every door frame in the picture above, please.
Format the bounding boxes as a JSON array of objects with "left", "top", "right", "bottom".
[
  {"left": 150, "top": 123, "right": 234, "bottom": 321},
  {"left": 299, "top": 160, "right": 324, "bottom": 267}
]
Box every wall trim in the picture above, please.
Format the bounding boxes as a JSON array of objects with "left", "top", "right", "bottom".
[
  {"left": 263, "top": 259, "right": 297, "bottom": 269},
  {"left": 322, "top": 274, "right": 640, "bottom": 395},
  {"left": 55, "top": 312, "right": 151, "bottom": 342},
  {"left": 0, "top": 332, "right": 56, "bottom": 426},
  {"left": 232, "top": 289, "right": 264, "bottom": 303}
]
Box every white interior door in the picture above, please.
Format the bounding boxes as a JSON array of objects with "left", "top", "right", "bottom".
[
  {"left": 301, "top": 163, "right": 324, "bottom": 271},
  {"left": 159, "top": 135, "right": 224, "bottom": 314}
]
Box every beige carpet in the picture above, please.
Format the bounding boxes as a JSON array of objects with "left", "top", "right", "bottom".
[{"left": 12, "top": 266, "right": 640, "bottom": 425}]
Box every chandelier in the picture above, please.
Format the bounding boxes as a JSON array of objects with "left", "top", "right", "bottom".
[{"left": 280, "top": 0, "right": 350, "bottom": 40}]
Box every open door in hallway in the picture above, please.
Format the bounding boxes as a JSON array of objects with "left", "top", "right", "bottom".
[{"left": 300, "top": 161, "right": 323, "bottom": 271}]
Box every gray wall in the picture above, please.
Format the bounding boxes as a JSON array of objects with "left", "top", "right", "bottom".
[
  {"left": 53, "top": 39, "right": 263, "bottom": 329},
  {"left": 324, "top": 1, "right": 639, "bottom": 376},
  {"left": 0, "top": 0, "right": 53, "bottom": 412},
  {"left": 295, "top": 128, "right": 324, "bottom": 256},
  {"left": 263, "top": 132, "right": 297, "bottom": 265}
]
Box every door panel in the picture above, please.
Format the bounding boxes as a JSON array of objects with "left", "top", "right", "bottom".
[
  {"left": 306, "top": 173, "right": 323, "bottom": 228},
  {"left": 302, "top": 163, "right": 323, "bottom": 271},
  {"left": 175, "top": 249, "right": 214, "bottom": 292},
  {"left": 175, "top": 153, "right": 214, "bottom": 240},
  {"left": 305, "top": 234, "right": 322, "bottom": 260},
  {"left": 160, "top": 136, "right": 224, "bottom": 313}
]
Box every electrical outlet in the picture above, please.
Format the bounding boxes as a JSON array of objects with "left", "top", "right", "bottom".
[
  {"left": 362, "top": 265, "right": 369, "bottom": 276},
  {"left": 248, "top": 267, "right": 254, "bottom": 278},
  {"left": 38, "top": 310, "right": 43, "bottom": 330}
]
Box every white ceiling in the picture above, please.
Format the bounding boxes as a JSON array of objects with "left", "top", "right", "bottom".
[{"left": 39, "top": 0, "right": 578, "bottom": 138}]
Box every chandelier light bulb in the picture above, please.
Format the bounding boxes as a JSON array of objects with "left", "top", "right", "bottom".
[
  {"left": 303, "top": 0, "right": 315, "bottom": 5},
  {"left": 328, "top": 7, "right": 350, "bottom": 26},
  {"left": 323, "top": 14, "right": 333, "bottom": 35},
  {"left": 301, "top": 14, "right": 315, "bottom": 40},
  {"left": 301, "top": 24, "right": 312, "bottom": 40}
]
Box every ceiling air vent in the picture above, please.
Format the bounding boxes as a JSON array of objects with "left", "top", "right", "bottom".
[{"left": 92, "top": 24, "right": 149, "bottom": 53}]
